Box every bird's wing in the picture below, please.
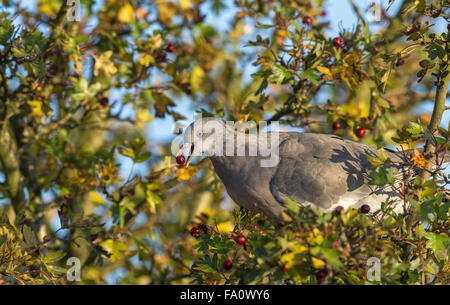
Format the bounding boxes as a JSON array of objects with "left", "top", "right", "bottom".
[{"left": 270, "top": 133, "right": 404, "bottom": 209}]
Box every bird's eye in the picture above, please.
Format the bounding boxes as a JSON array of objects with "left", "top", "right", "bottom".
[{"left": 196, "top": 132, "right": 202, "bottom": 137}]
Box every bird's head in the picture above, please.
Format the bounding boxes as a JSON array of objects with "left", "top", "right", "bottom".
[{"left": 177, "top": 117, "right": 228, "bottom": 168}]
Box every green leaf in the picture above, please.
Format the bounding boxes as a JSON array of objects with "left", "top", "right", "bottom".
[
  {"left": 42, "top": 250, "right": 66, "bottom": 263},
  {"left": 285, "top": 198, "right": 300, "bottom": 214},
  {"left": 367, "top": 148, "right": 390, "bottom": 167},
  {"left": 424, "top": 232, "right": 449, "bottom": 252},
  {"left": 23, "top": 225, "right": 39, "bottom": 248},
  {"left": 406, "top": 122, "right": 424, "bottom": 135},
  {"left": 300, "top": 69, "right": 320, "bottom": 85}
]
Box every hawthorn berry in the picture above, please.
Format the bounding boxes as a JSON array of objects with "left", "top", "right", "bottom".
[
  {"left": 333, "top": 37, "right": 344, "bottom": 47},
  {"left": 334, "top": 205, "right": 344, "bottom": 214},
  {"left": 190, "top": 227, "right": 201, "bottom": 236},
  {"left": 166, "top": 43, "right": 175, "bottom": 52},
  {"left": 99, "top": 98, "right": 108, "bottom": 107},
  {"left": 372, "top": 46, "right": 379, "bottom": 55},
  {"left": 356, "top": 127, "right": 365, "bottom": 138},
  {"left": 303, "top": 16, "right": 312, "bottom": 25},
  {"left": 176, "top": 155, "right": 186, "bottom": 165},
  {"left": 396, "top": 57, "right": 405, "bottom": 66},
  {"left": 235, "top": 235, "right": 246, "bottom": 245},
  {"left": 332, "top": 121, "right": 340, "bottom": 131},
  {"left": 223, "top": 260, "right": 233, "bottom": 270},
  {"left": 360, "top": 204, "right": 370, "bottom": 214},
  {"left": 331, "top": 240, "right": 340, "bottom": 249},
  {"left": 280, "top": 264, "right": 288, "bottom": 273}
]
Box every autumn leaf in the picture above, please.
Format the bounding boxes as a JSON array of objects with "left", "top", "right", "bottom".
[
  {"left": 411, "top": 149, "right": 428, "bottom": 168},
  {"left": 94, "top": 51, "right": 118, "bottom": 78},
  {"left": 117, "top": 3, "right": 135, "bottom": 23},
  {"left": 27, "top": 100, "right": 44, "bottom": 117}
]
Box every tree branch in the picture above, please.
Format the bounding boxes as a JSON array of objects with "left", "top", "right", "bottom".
[{"left": 420, "top": 65, "right": 450, "bottom": 180}]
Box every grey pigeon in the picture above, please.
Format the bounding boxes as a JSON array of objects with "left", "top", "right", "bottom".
[{"left": 178, "top": 117, "right": 447, "bottom": 222}]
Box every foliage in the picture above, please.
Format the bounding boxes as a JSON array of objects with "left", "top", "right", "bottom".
[{"left": 0, "top": 0, "right": 448, "bottom": 284}]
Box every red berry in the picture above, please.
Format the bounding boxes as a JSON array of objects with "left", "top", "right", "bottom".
[
  {"left": 99, "top": 98, "right": 108, "bottom": 107},
  {"left": 356, "top": 127, "right": 365, "bottom": 138},
  {"left": 331, "top": 240, "right": 340, "bottom": 249},
  {"left": 360, "top": 204, "right": 370, "bottom": 214},
  {"left": 166, "top": 43, "right": 175, "bottom": 52},
  {"left": 333, "top": 37, "right": 344, "bottom": 47},
  {"left": 320, "top": 11, "right": 327, "bottom": 17},
  {"left": 190, "top": 227, "right": 201, "bottom": 236},
  {"left": 396, "top": 57, "right": 405, "bottom": 66},
  {"left": 223, "top": 260, "right": 233, "bottom": 270},
  {"left": 334, "top": 205, "right": 344, "bottom": 214},
  {"left": 303, "top": 16, "right": 312, "bottom": 25},
  {"left": 176, "top": 155, "right": 186, "bottom": 165},
  {"left": 280, "top": 264, "right": 288, "bottom": 273},
  {"left": 373, "top": 46, "right": 379, "bottom": 55},
  {"left": 235, "top": 235, "right": 246, "bottom": 245},
  {"left": 332, "top": 121, "right": 340, "bottom": 130}
]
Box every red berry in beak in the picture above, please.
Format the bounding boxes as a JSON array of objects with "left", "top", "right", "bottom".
[{"left": 176, "top": 155, "right": 186, "bottom": 165}]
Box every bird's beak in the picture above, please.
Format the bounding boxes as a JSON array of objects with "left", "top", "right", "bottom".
[{"left": 177, "top": 143, "right": 195, "bottom": 168}]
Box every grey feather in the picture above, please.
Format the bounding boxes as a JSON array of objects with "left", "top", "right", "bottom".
[{"left": 181, "top": 118, "right": 447, "bottom": 221}]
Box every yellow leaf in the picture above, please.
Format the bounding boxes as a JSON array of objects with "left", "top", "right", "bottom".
[
  {"left": 27, "top": 100, "right": 44, "bottom": 117},
  {"left": 312, "top": 257, "right": 326, "bottom": 269},
  {"left": 138, "top": 54, "right": 154, "bottom": 66},
  {"left": 411, "top": 149, "right": 428, "bottom": 168},
  {"left": 94, "top": 51, "right": 117, "bottom": 78},
  {"left": 179, "top": 0, "right": 191, "bottom": 10},
  {"left": 164, "top": 156, "right": 172, "bottom": 168},
  {"left": 176, "top": 168, "right": 191, "bottom": 181},
  {"left": 118, "top": 3, "right": 135, "bottom": 23},
  {"left": 120, "top": 147, "right": 135, "bottom": 159},
  {"left": 190, "top": 65, "right": 206, "bottom": 92},
  {"left": 176, "top": 167, "right": 198, "bottom": 181},
  {"left": 341, "top": 74, "right": 352, "bottom": 90},
  {"left": 216, "top": 221, "right": 234, "bottom": 233},
  {"left": 99, "top": 240, "right": 127, "bottom": 262},
  {"left": 157, "top": 0, "right": 177, "bottom": 24},
  {"left": 148, "top": 34, "right": 162, "bottom": 51},
  {"left": 317, "top": 66, "right": 332, "bottom": 76},
  {"left": 88, "top": 191, "right": 104, "bottom": 204},
  {"left": 280, "top": 243, "right": 307, "bottom": 268},
  {"left": 136, "top": 109, "right": 154, "bottom": 128},
  {"left": 69, "top": 53, "right": 86, "bottom": 74}
]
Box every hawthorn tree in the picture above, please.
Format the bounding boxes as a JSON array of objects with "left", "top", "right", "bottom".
[{"left": 0, "top": 0, "right": 448, "bottom": 284}]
